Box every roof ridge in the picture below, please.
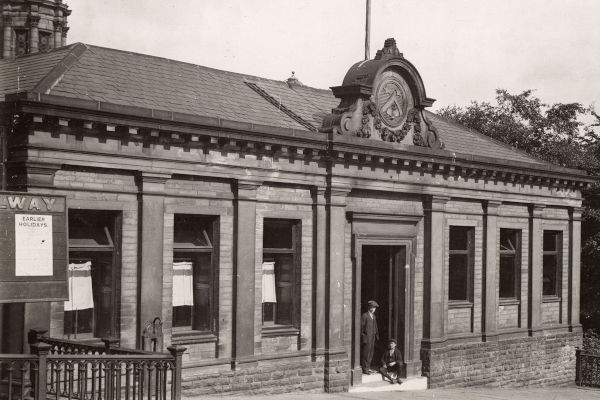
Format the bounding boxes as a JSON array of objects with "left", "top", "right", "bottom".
[
  {"left": 32, "top": 42, "right": 89, "bottom": 95},
  {"left": 81, "top": 43, "right": 334, "bottom": 93},
  {"left": 426, "top": 110, "right": 551, "bottom": 166}
]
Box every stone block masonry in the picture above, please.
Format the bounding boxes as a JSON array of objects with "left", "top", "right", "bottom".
[
  {"left": 181, "top": 356, "right": 329, "bottom": 396},
  {"left": 422, "top": 331, "right": 581, "bottom": 388}
]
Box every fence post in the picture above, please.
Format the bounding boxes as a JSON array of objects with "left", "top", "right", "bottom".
[
  {"left": 167, "top": 346, "right": 186, "bottom": 400},
  {"left": 28, "top": 328, "right": 48, "bottom": 347},
  {"left": 31, "top": 342, "right": 51, "bottom": 400},
  {"left": 102, "top": 337, "right": 120, "bottom": 354}
]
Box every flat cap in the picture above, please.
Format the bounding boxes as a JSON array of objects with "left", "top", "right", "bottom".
[
  {"left": 367, "top": 300, "right": 379, "bottom": 308},
  {"left": 388, "top": 338, "right": 397, "bottom": 344}
]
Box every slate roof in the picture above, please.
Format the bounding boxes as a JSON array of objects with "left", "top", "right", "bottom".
[{"left": 0, "top": 42, "right": 544, "bottom": 165}]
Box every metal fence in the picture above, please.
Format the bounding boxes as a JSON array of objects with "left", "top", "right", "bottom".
[
  {"left": 0, "top": 330, "right": 185, "bottom": 400},
  {"left": 576, "top": 349, "right": 600, "bottom": 388}
]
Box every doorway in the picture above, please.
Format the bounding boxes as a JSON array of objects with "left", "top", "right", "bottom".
[{"left": 360, "top": 245, "right": 406, "bottom": 374}]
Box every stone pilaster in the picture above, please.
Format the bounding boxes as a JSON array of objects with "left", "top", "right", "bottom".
[
  {"left": 313, "top": 186, "right": 327, "bottom": 356},
  {"left": 324, "top": 184, "right": 350, "bottom": 392},
  {"left": 423, "top": 195, "right": 449, "bottom": 343},
  {"left": 483, "top": 200, "right": 501, "bottom": 341},
  {"left": 233, "top": 180, "right": 261, "bottom": 361},
  {"left": 528, "top": 204, "right": 545, "bottom": 335},
  {"left": 137, "top": 172, "right": 170, "bottom": 348},
  {"left": 568, "top": 206, "right": 583, "bottom": 331}
]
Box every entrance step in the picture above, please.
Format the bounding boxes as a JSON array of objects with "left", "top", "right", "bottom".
[{"left": 349, "top": 374, "right": 428, "bottom": 393}]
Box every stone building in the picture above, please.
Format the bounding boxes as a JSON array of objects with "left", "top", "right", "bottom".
[{"left": 0, "top": 2, "right": 593, "bottom": 394}]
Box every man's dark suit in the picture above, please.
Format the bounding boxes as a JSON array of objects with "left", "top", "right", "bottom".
[{"left": 360, "top": 311, "right": 379, "bottom": 372}]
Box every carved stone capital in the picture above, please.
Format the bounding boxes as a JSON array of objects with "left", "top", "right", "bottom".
[
  {"left": 530, "top": 204, "right": 546, "bottom": 218},
  {"left": 484, "top": 200, "right": 502, "bottom": 216},
  {"left": 235, "top": 180, "right": 262, "bottom": 201},
  {"left": 53, "top": 20, "right": 63, "bottom": 31},
  {"left": 28, "top": 14, "right": 40, "bottom": 27},
  {"left": 7, "top": 162, "right": 61, "bottom": 189},
  {"left": 327, "top": 184, "right": 351, "bottom": 207},
  {"left": 137, "top": 172, "right": 171, "bottom": 194},
  {"left": 2, "top": 15, "right": 11, "bottom": 25},
  {"left": 423, "top": 195, "right": 450, "bottom": 213},
  {"left": 569, "top": 206, "right": 584, "bottom": 222},
  {"left": 313, "top": 186, "right": 327, "bottom": 206},
  {"left": 62, "top": 25, "right": 69, "bottom": 35}
]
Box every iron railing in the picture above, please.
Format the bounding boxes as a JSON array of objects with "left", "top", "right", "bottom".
[
  {"left": 0, "top": 330, "right": 185, "bottom": 400},
  {"left": 576, "top": 349, "right": 600, "bottom": 388}
]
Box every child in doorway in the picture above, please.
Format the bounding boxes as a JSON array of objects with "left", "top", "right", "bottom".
[{"left": 380, "top": 338, "right": 402, "bottom": 384}]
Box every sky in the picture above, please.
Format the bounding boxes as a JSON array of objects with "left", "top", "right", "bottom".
[{"left": 67, "top": 0, "right": 600, "bottom": 112}]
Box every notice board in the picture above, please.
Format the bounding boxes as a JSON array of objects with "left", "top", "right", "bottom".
[{"left": 0, "top": 192, "right": 68, "bottom": 302}]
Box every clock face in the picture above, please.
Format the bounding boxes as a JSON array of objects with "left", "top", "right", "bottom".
[{"left": 375, "top": 73, "right": 410, "bottom": 129}]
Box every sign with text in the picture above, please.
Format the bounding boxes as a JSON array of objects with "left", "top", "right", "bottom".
[{"left": 0, "top": 192, "right": 67, "bottom": 303}]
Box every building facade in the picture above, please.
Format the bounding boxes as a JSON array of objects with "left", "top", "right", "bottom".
[{"left": 0, "top": 5, "right": 593, "bottom": 394}]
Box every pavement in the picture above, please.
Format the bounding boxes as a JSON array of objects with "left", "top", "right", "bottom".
[{"left": 189, "top": 386, "right": 600, "bottom": 400}]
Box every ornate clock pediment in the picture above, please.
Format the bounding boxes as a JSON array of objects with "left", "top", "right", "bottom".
[{"left": 321, "top": 38, "right": 444, "bottom": 150}]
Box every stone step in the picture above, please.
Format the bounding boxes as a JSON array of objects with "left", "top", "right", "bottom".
[{"left": 349, "top": 375, "right": 428, "bottom": 393}]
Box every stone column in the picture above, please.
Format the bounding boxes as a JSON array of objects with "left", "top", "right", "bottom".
[
  {"left": 53, "top": 20, "right": 62, "bottom": 49},
  {"left": 483, "top": 201, "right": 501, "bottom": 340},
  {"left": 324, "top": 184, "right": 350, "bottom": 392},
  {"left": 313, "top": 187, "right": 327, "bottom": 355},
  {"left": 569, "top": 207, "right": 583, "bottom": 330},
  {"left": 137, "top": 172, "right": 170, "bottom": 348},
  {"left": 423, "top": 195, "right": 449, "bottom": 342},
  {"left": 28, "top": 15, "right": 40, "bottom": 53},
  {"left": 233, "top": 180, "right": 260, "bottom": 360},
  {"left": 528, "top": 204, "right": 545, "bottom": 335},
  {"left": 3, "top": 15, "right": 12, "bottom": 58}
]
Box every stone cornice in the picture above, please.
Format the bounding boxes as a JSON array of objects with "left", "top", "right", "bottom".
[{"left": 6, "top": 93, "right": 596, "bottom": 191}]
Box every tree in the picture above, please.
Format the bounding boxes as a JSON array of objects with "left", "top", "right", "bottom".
[{"left": 438, "top": 89, "right": 600, "bottom": 330}]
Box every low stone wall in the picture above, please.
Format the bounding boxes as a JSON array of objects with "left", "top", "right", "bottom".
[
  {"left": 422, "top": 331, "right": 581, "bottom": 388},
  {"left": 181, "top": 352, "right": 348, "bottom": 396}
]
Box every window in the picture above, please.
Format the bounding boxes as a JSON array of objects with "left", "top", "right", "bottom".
[
  {"left": 39, "top": 32, "right": 51, "bottom": 52},
  {"left": 262, "top": 219, "right": 300, "bottom": 328},
  {"left": 449, "top": 226, "right": 474, "bottom": 302},
  {"left": 499, "top": 229, "right": 521, "bottom": 299},
  {"left": 543, "top": 230, "right": 562, "bottom": 297},
  {"left": 172, "top": 215, "right": 218, "bottom": 333},
  {"left": 65, "top": 210, "right": 121, "bottom": 339},
  {"left": 15, "top": 30, "right": 28, "bottom": 56}
]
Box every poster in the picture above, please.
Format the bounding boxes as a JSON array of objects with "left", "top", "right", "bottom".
[{"left": 14, "top": 214, "right": 53, "bottom": 276}]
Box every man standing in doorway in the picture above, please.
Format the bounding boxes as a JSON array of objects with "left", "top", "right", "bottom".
[{"left": 360, "top": 300, "right": 379, "bottom": 374}]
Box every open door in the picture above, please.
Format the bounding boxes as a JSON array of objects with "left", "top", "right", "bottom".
[{"left": 360, "top": 245, "right": 406, "bottom": 374}]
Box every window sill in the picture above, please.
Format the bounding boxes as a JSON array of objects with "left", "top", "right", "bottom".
[
  {"left": 171, "top": 329, "right": 217, "bottom": 345},
  {"left": 261, "top": 326, "right": 299, "bottom": 337},
  {"left": 542, "top": 296, "right": 561, "bottom": 303},
  {"left": 448, "top": 300, "right": 473, "bottom": 309},
  {"left": 499, "top": 298, "right": 520, "bottom": 306}
]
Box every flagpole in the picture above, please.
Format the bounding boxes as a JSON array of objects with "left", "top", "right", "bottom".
[{"left": 365, "top": 0, "right": 371, "bottom": 60}]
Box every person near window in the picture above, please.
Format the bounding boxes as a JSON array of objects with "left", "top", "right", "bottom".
[
  {"left": 380, "top": 338, "right": 402, "bottom": 384},
  {"left": 360, "top": 299, "right": 379, "bottom": 375}
]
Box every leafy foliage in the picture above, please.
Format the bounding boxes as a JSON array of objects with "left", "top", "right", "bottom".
[{"left": 438, "top": 89, "right": 600, "bottom": 330}]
